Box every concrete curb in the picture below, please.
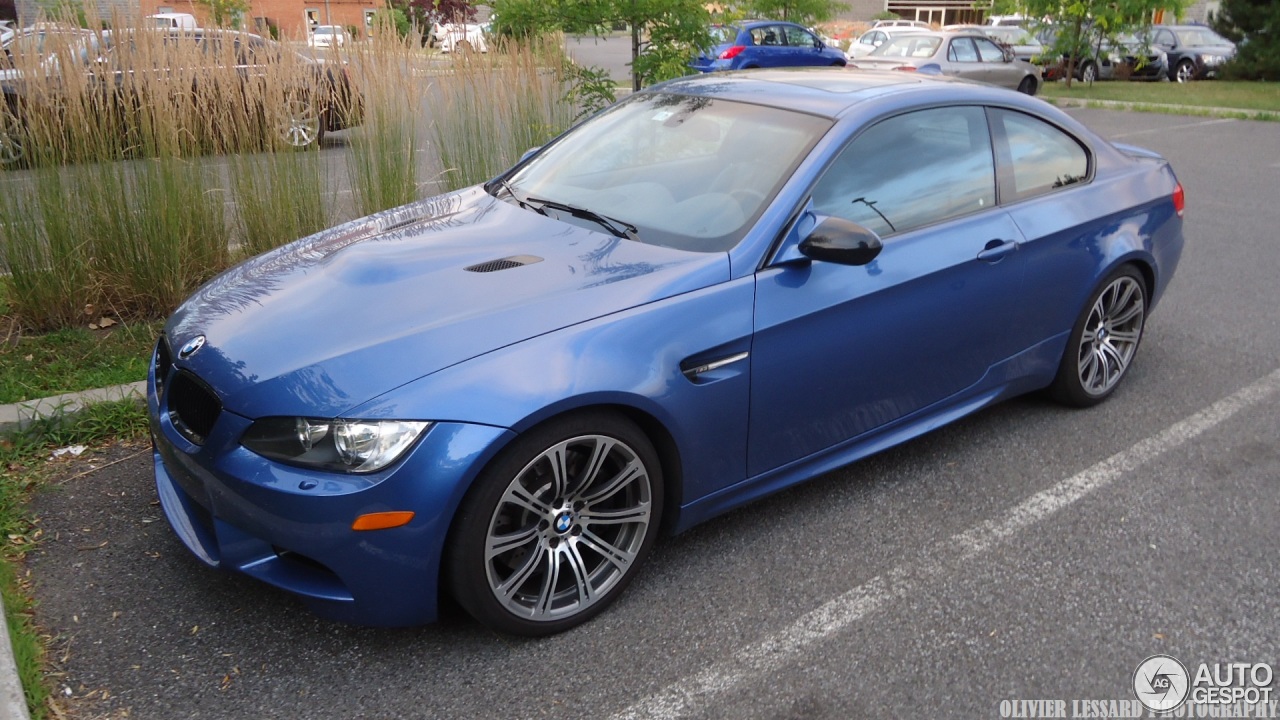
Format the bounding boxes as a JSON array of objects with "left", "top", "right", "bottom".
[
  {"left": 0, "top": 604, "right": 29, "bottom": 720},
  {"left": 1048, "top": 96, "right": 1277, "bottom": 120},
  {"left": 0, "top": 380, "right": 146, "bottom": 720},
  {"left": 0, "top": 381, "right": 147, "bottom": 436}
]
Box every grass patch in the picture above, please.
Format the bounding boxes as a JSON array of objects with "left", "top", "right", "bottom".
[
  {"left": 1040, "top": 79, "right": 1280, "bottom": 112},
  {"left": 0, "top": 399, "right": 149, "bottom": 720},
  {"left": 0, "top": 321, "right": 159, "bottom": 404}
]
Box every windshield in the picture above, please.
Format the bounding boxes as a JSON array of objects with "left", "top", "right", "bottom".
[
  {"left": 873, "top": 35, "right": 942, "bottom": 58},
  {"left": 1175, "top": 27, "right": 1229, "bottom": 46},
  {"left": 495, "top": 93, "right": 830, "bottom": 253}
]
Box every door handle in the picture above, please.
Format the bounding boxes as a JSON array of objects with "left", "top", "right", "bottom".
[{"left": 977, "top": 239, "right": 1018, "bottom": 263}]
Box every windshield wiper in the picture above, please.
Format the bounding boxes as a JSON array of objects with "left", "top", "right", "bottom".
[
  {"left": 524, "top": 196, "right": 639, "bottom": 241},
  {"left": 493, "top": 177, "right": 535, "bottom": 212}
]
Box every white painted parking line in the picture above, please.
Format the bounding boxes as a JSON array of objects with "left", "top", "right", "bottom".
[
  {"left": 611, "top": 367, "right": 1280, "bottom": 720},
  {"left": 1106, "top": 117, "right": 1238, "bottom": 140}
]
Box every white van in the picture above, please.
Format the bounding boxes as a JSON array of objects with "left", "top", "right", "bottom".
[{"left": 146, "top": 13, "right": 198, "bottom": 30}]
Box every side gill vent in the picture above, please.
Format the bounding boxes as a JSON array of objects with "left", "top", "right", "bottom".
[{"left": 464, "top": 255, "right": 543, "bottom": 273}]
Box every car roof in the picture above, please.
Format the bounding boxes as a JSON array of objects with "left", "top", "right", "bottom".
[{"left": 647, "top": 68, "right": 1031, "bottom": 119}]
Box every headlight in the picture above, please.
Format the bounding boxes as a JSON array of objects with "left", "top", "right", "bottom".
[
  {"left": 1202, "top": 54, "right": 1225, "bottom": 66},
  {"left": 241, "top": 417, "right": 431, "bottom": 473}
]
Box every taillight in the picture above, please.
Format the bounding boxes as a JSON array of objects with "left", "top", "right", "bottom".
[
  {"left": 719, "top": 46, "right": 746, "bottom": 60},
  {"left": 892, "top": 65, "right": 917, "bottom": 72},
  {"left": 1172, "top": 182, "right": 1185, "bottom": 218}
]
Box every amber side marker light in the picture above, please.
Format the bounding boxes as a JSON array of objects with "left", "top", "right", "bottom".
[{"left": 352, "top": 511, "right": 415, "bottom": 531}]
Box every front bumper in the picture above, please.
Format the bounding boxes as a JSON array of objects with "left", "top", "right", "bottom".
[{"left": 150, "top": 369, "right": 512, "bottom": 627}]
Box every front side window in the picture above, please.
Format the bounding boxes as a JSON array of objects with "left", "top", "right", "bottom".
[
  {"left": 949, "top": 37, "right": 979, "bottom": 62},
  {"left": 811, "top": 106, "right": 996, "bottom": 237},
  {"left": 974, "top": 37, "right": 1006, "bottom": 62},
  {"left": 783, "top": 26, "right": 818, "bottom": 47},
  {"left": 993, "top": 109, "right": 1089, "bottom": 201}
]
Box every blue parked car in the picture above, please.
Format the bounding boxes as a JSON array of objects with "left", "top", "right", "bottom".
[
  {"left": 151, "top": 69, "right": 1184, "bottom": 637},
  {"left": 690, "top": 20, "right": 848, "bottom": 72}
]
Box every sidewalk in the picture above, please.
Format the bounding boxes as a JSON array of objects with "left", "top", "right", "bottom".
[{"left": 0, "top": 380, "right": 146, "bottom": 720}]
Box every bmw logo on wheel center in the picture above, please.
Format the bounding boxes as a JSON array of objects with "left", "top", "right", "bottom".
[
  {"left": 178, "top": 334, "right": 206, "bottom": 359},
  {"left": 554, "top": 511, "right": 573, "bottom": 534}
]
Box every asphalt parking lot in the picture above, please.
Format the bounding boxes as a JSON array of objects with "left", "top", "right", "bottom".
[{"left": 25, "top": 108, "right": 1280, "bottom": 719}]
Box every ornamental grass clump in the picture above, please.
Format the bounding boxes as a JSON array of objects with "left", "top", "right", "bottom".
[{"left": 431, "top": 37, "right": 579, "bottom": 192}]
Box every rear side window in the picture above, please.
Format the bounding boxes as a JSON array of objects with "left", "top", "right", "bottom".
[
  {"left": 991, "top": 109, "right": 1090, "bottom": 201},
  {"left": 811, "top": 106, "right": 996, "bottom": 237}
]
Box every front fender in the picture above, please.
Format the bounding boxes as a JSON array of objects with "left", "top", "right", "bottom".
[{"left": 347, "top": 276, "right": 758, "bottom": 511}]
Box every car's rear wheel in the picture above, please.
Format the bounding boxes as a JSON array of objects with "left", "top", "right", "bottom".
[
  {"left": 1050, "top": 266, "right": 1147, "bottom": 407},
  {"left": 277, "top": 92, "right": 325, "bottom": 149},
  {"left": 1017, "top": 76, "right": 1037, "bottom": 95},
  {"left": 447, "top": 411, "right": 663, "bottom": 636},
  {"left": 1175, "top": 59, "right": 1195, "bottom": 83}
]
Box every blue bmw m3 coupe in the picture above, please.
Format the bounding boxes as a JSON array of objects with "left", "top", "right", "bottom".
[{"left": 150, "top": 69, "right": 1184, "bottom": 636}]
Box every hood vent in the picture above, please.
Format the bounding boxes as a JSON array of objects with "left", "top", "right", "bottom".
[{"left": 465, "top": 255, "right": 543, "bottom": 273}]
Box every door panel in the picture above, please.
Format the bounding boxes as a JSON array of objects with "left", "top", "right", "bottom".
[
  {"left": 747, "top": 106, "right": 1023, "bottom": 477},
  {"left": 749, "top": 210, "right": 1027, "bottom": 477}
]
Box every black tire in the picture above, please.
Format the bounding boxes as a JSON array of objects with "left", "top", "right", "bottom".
[
  {"left": 447, "top": 411, "right": 663, "bottom": 636},
  {"left": 1017, "top": 76, "right": 1037, "bottom": 95},
  {"left": 1175, "top": 59, "right": 1195, "bottom": 83},
  {"left": 1079, "top": 60, "right": 1097, "bottom": 83},
  {"left": 1050, "top": 266, "right": 1147, "bottom": 407}
]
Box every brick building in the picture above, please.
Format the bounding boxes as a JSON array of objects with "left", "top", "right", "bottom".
[{"left": 11, "top": 0, "right": 387, "bottom": 40}]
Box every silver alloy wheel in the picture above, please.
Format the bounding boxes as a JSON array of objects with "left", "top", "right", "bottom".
[
  {"left": 1076, "top": 275, "right": 1145, "bottom": 397},
  {"left": 278, "top": 95, "right": 321, "bottom": 148},
  {"left": 483, "top": 433, "right": 653, "bottom": 622},
  {"left": 1081, "top": 62, "right": 1097, "bottom": 83},
  {"left": 1175, "top": 60, "right": 1195, "bottom": 83}
]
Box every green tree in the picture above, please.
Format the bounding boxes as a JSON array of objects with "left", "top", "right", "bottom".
[
  {"left": 195, "top": 0, "right": 250, "bottom": 28},
  {"left": 492, "top": 0, "right": 712, "bottom": 91},
  {"left": 990, "top": 0, "right": 1186, "bottom": 87},
  {"left": 744, "top": 0, "right": 848, "bottom": 25},
  {"left": 1212, "top": 0, "right": 1280, "bottom": 80}
]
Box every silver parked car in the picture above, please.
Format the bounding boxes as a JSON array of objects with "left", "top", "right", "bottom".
[
  {"left": 848, "top": 27, "right": 928, "bottom": 59},
  {"left": 852, "top": 30, "right": 1041, "bottom": 95}
]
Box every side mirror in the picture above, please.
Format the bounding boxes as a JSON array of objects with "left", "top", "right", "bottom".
[
  {"left": 1004, "top": 49, "right": 1015, "bottom": 62},
  {"left": 799, "top": 216, "right": 883, "bottom": 266}
]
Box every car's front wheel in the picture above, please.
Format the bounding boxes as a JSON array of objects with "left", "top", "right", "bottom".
[
  {"left": 447, "top": 411, "right": 663, "bottom": 636},
  {"left": 1079, "top": 60, "right": 1097, "bottom": 83},
  {"left": 1175, "top": 59, "right": 1196, "bottom": 83},
  {"left": 1050, "top": 266, "right": 1147, "bottom": 407}
]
